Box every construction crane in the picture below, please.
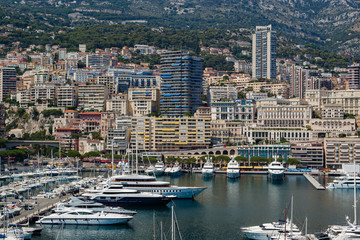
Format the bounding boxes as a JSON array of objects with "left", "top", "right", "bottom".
[{"left": 343, "top": 51, "right": 353, "bottom": 65}]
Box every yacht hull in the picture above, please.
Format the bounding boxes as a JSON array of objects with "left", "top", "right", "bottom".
[
  {"left": 94, "top": 196, "right": 172, "bottom": 206},
  {"left": 128, "top": 187, "right": 206, "bottom": 199},
  {"left": 227, "top": 172, "right": 240, "bottom": 179},
  {"left": 202, "top": 172, "right": 214, "bottom": 178},
  {"left": 37, "top": 218, "right": 131, "bottom": 225},
  {"left": 268, "top": 172, "right": 284, "bottom": 181}
]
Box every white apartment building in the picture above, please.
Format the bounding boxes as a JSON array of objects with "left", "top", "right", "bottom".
[
  {"left": 208, "top": 85, "right": 238, "bottom": 103},
  {"left": 56, "top": 85, "right": 77, "bottom": 107}
]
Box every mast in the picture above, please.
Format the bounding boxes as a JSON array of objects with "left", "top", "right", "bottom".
[
  {"left": 172, "top": 205, "right": 175, "bottom": 240},
  {"left": 153, "top": 211, "right": 156, "bottom": 240},
  {"left": 305, "top": 217, "right": 308, "bottom": 236},
  {"left": 354, "top": 158, "right": 357, "bottom": 225},
  {"left": 290, "top": 194, "right": 293, "bottom": 235},
  {"left": 160, "top": 221, "right": 163, "bottom": 240},
  {"left": 111, "top": 139, "right": 114, "bottom": 176},
  {"left": 136, "top": 128, "right": 139, "bottom": 175}
]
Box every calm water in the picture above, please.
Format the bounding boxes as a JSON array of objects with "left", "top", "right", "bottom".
[{"left": 32, "top": 173, "right": 358, "bottom": 240}]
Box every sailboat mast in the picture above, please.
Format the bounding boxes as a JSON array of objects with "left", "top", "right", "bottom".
[
  {"left": 160, "top": 221, "right": 163, "bottom": 240},
  {"left": 290, "top": 195, "right": 293, "bottom": 235},
  {"left": 136, "top": 128, "right": 139, "bottom": 175},
  {"left": 111, "top": 139, "right": 114, "bottom": 176},
  {"left": 354, "top": 159, "right": 357, "bottom": 225},
  {"left": 305, "top": 217, "right": 308, "bottom": 236},
  {"left": 172, "top": 205, "right": 175, "bottom": 240},
  {"left": 153, "top": 211, "right": 156, "bottom": 240}
]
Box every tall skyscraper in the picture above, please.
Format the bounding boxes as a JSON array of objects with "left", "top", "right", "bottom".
[
  {"left": 160, "top": 51, "right": 203, "bottom": 116},
  {"left": 0, "top": 67, "right": 16, "bottom": 101},
  {"left": 252, "top": 25, "right": 277, "bottom": 80}
]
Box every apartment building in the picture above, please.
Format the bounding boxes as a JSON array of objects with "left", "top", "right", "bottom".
[
  {"left": 0, "top": 67, "right": 16, "bottom": 101},
  {"left": 131, "top": 116, "right": 211, "bottom": 151},
  {"left": 128, "top": 88, "right": 160, "bottom": 116},
  {"left": 290, "top": 141, "right": 324, "bottom": 168},
  {"left": 56, "top": 85, "right": 77, "bottom": 107},
  {"left": 208, "top": 85, "right": 237, "bottom": 103},
  {"left": 324, "top": 138, "right": 360, "bottom": 168},
  {"left": 78, "top": 84, "right": 109, "bottom": 111}
]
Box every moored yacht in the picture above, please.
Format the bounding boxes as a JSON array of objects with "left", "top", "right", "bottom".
[
  {"left": 268, "top": 157, "right": 285, "bottom": 180},
  {"left": 326, "top": 174, "right": 360, "bottom": 189},
  {"left": 169, "top": 162, "right": 182, "bottom": 176},
  {"left": 86, "top": 182, "right": 174, "bottom": 206},
  {"left": 227, "top": 158, "right": 240, "bottom": 179},
  {"left": 241, "top": 221, "right": 301, "bottom": 240},
  {"left": 153, "top": 161, "right": 165, "bottom": 176},
  {"left": 109, "top": 174, "right": 206, "bottom": 199},
  {"left": 36, "top": 209, "right": 133, "bottom": 225},
  {"left": 54, "top": 197, "right": 137, "bottom": 215},
  {"left": 145, "top": 165, "right": 155, "bottom": 175},
  {"left": 202, "top": 159, "right": 214, "bottom": 177}
]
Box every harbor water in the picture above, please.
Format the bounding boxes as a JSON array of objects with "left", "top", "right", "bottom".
[{"left": 32, "top": 173, "right": 357, "bottom": 240}]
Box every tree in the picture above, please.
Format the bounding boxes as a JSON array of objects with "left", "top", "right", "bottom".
[
  {"left": 280, "top": 137, "right": 287, "bottom": 143},
  {"left": 235, "top": 156, "right": 248, "bottom": 165},
  {"left": 215, "top": 155, "right": 231, "bottom": 168},
  {"left": 143, "top": 156, "right": 158, "bottom": 163},
  {"left": 66, "top": 150, "right": 81, "bottom": 158},
  {"left": 286, "top": 158, "right": 301, "bottom": 166}
]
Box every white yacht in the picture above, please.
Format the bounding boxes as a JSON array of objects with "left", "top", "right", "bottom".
[
  {"left": 169, "top": 162, "right": 182, "bottom": 176},
  {"left": 241, "top": 221, "right": 301, "bottom": 240},
  {"left": 326, "top": 174, "right": 360, "bottom": 189},
  {"left": 85, "top": 182, "right": 173, "bottom": 206},
  {"left": 153, "top": 161, "right": 165, "bottom": 176},
  {"left": 268, "top": 157, "right": 285, "bottom": 180},
  {"left": 227, "top": 158, "right": 240, "bottom": 179},
  {"left": 54, "top": 197, "right": 137, "bottom": 215},
  {"left": 164, "top": 166, "right": 172, "bottom": 175},
  {"left": 145, "top": 165, "right": 155, "bottom": 175},
  {"left": 36, "top": 209, "right": 133, "bottom": 225},
  {"left": 202, "top": 159, "right": 215, "bottom": 177},
  {"left": 242, "top": 196, "right": 300, "bottom": 240},
  {"left": 109, "top": 174, "right": 206, "bottom": 199}
]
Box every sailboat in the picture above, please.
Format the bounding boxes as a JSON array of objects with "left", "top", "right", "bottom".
[
  {"left": 154, "top": 205, "right": 183, "bottom": 240},
  {"left": 326, "top": 160, "right": 360, "bottom": 239}
]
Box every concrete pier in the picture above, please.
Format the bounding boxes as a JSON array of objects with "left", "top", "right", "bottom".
[
  {"left": 303, "top": 173, "right": 325, "bottom": 190},
  {"left": 1, "top": 195, "right": 71, "bottom": 227}
]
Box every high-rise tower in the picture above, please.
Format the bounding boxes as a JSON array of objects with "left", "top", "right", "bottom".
[
  {"left": 160, "top": 51, "right": 203, "bottom": 116},
  {"left": 252, "top": 25, "right": 277, "bottom": 80}
]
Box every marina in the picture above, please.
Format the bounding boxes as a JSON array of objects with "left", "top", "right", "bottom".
[{"left": 0, "top": 171, "right": 354, "bottom": 239}]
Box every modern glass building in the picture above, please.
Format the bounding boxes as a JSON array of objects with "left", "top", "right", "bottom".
[
  {"left": 237, "top": 144, "right": 291, "bottom": 161},
  {"left": 252, "top": 25, "right": 276, "bottom": 80},
  {"left": 160, "top": 51, "right": 203, "bottom": 116}
]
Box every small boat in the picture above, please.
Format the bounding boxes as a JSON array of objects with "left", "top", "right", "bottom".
[
  {"left": 169, "top": 162, "right": 182, "bottom": 176},
  {"left": 268, "top": 156, "right": 285, "bottom": 180},
  {"left": 227, "top": 158, "right": 240, "bottom": 179},
  {"left": 164, "top": 166, "right": 172, "bottom": 175},
  {"left": 36, "top": 209, "right": 133, "bottom": 225},
  {"left": 153, "top": 161, "right": 165, "bottom": 176},
  {"left": 202, "top": 159, "right": 214, "bottom": 178}
]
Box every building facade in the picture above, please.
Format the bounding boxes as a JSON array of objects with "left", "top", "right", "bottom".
[
  {"left": 78, "top": 84, "right": 109, "bottom": 111},
  {"left": 252, "top": 25, "right": 276, "bottom": 80},
  {"left": 0, "top": 67, "right": 16, "bottom": 101},
  {"left": 160, "top": 51, "right": 203, "bottom": 116}
]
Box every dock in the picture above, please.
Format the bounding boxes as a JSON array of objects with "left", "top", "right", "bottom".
[
  {"left": 1, "top": 194, "right": 71, "bottom": 227},
  {"left": 303, "top": 173, "right": 325, "bottom": 190}
]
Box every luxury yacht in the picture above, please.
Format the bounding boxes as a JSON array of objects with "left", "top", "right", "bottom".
[
  {"left": 109, "top": 174, "right": 206, "bottom": 199},
  {"left": 85, "top": 183, "right": 174, "bottom": 206},
  {"left": 36, "top": 209, "right": 133, "bottom": 225},
  {"left": 202, "top": 159, "right": 215, "bottom": 177},
  {"left": 145, "top": 165, "right": 155, "bottom": 175},
  {"left": 326, "top": 174, "right": 360, "bottom": 189},
  {"left": 153, "top": 161, "right": 165, "bottom": 176},
  {"left": 268, "top": 159, "right": 285, "bottom": 180},
  {"left": 54, "top": 197, "right": 137, "bottom": 215},
  {"left": 227, "top": 158, "right": 240, "bottom": 179}
]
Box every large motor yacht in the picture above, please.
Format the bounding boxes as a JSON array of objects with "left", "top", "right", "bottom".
[
  {"left": 54, "top": 197, "right": 137, "bottom": 215},
  {"left": 202, "top": 159, "right": 215, "bottom": 177},
  {"left": 169, "top": 162, "right": 182, "bottom": 176},
  {"left": 108, "top": 174, "right": 206, "bottom": 199},
  {"left": 268, "top": 158, "right": 285, "bottom": 180},
  {"left": 227, "top": 158, "right": 240, "bottom": 179},
  {"left": 36, "top": 209, "right": 133, "bottom": 225},
  {"left": 326, "top": 174, "right": 360, "bottom": 189},
  {"left": 85, "top": 182, "right": 174, "bottom": 206}
]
